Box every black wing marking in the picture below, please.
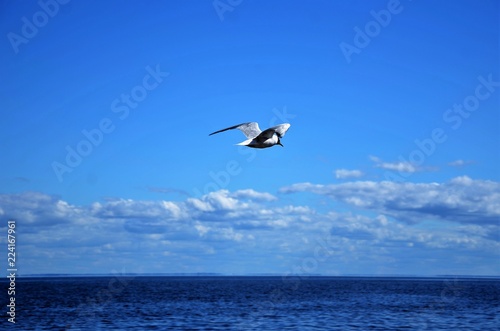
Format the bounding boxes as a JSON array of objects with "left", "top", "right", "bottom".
[
  {"left": 209, "top": 123, "right": 247, "bottom": 136},
  {"left": 209, "top": 122, "right": 261, "bottom": 139}
]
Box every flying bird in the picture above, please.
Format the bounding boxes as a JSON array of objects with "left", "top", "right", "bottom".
[{"left": 209, "top": 122, "right": 291, "bottom": 148}]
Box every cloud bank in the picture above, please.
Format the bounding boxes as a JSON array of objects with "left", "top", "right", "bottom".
[{"left": 0, "top": 177, "right": 498, "bottom": 276}]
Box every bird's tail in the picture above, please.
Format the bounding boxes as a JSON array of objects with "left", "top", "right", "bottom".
[{"left": 236, "top": 139, "right": 252, "bottom": 146}]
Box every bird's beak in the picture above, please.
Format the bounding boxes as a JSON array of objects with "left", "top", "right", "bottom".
[{"left": 278, "top": 142, "right": 284, "bottom": 147}]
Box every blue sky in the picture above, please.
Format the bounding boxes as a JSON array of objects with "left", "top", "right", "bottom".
[{"left": 1, "top": 0, "right": 499, "bottom": 276}]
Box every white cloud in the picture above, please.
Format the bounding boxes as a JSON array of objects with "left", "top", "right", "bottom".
[
  {"left": 448, "top": 159, "right": 473, "bottom": 167},
  {"left": 186, "top": 197, "right": 215, "bottom": 212},
  {"left": 92, "top": 198, "right": 185, "bottom": 220},
  {"left": 195, "top": 222, "right": 210, "bottom": 236},
  {"left": 187, "top": 190, "right": 246, "bottom": 212},
  {"left": 369, "top": 155, "right": 423, "bottom": 173},
  {"left": 335, "top": 169, "right": 364, "bottom": 179},
  {"left": 0, "top": 191, "right": 84, "bottom": 225},
  {"left": 231, "top": 189, "right": 277, "bottom": 201},
  {"left": 281, "top": 176, "right": 500, "bottom": 224}
]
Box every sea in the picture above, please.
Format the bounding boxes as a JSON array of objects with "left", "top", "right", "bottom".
[{"left": 2, "top": 276, "right": 499, "bottom": 330}]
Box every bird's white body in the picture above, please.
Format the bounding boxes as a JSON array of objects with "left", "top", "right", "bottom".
[
  {"left": 209, "top": 122, "right": 291, "bottom": 149},
  {"left": 236, "top": 133, "right": 280, "bottom": 148}
]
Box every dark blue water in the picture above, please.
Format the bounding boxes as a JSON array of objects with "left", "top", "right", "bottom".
[{"left": 3, "top": 276, "right": 499, "bottom": 330}]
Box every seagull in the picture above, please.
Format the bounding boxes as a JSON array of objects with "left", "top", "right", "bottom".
[{"left": 209, "top": 122, "right": 291, "bottom": 148}]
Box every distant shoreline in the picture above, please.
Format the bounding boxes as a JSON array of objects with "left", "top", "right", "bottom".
[{"left": 5, "top": 273, "right": 500, "bottom": 280}]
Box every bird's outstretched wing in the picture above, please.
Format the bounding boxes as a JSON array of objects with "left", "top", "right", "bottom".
[
  {"left": 209, "top": 122, "right": 261, "bottom": 139},
  {"left": 269, "top": 123, "right": 291, "bottom": 138}
]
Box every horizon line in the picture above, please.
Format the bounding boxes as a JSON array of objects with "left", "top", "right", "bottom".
[{"left": 8, "top": 273, "right": 500, "bottom": 279}]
